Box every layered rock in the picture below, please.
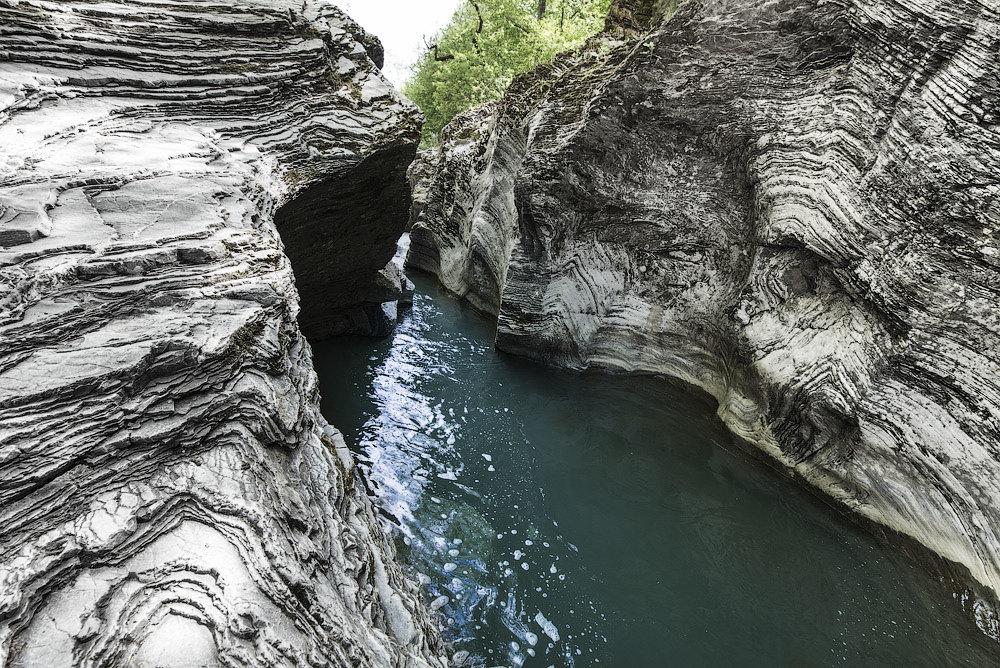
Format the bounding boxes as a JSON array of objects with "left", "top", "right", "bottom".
[
  {"left": 409, "top": 0, "right": 1000, "bottom": 621},
  {"left": 405, "top": 149, "right": 442, "bottom": 232},
  {"left": 0, "top": 1, "right": 445, "bottom": 665}
]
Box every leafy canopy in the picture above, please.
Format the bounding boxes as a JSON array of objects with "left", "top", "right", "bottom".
[{"left": 404, "top": 0, "right": 612, "bottom": 146}]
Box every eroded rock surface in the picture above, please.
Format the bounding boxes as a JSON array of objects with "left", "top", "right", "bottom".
[
  {"left": 406, "top": 149, "right": 443, "bottom": 232},
  {"left": 0, "top": 1, "right": 444, "bottom": 665},
  {"left": 409, "top": 0, "right": 1000, "bottom": 622}
]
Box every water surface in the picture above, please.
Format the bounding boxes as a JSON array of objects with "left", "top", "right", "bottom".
[{"left": 313, "top": 273, "right": 998, "bottom": 667}]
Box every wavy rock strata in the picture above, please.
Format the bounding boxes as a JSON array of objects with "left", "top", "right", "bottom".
[
  {"left": 409, "top": 0, "right": 1000, "bottom": 623},
  {"left": 406, "top": 150, "right": 443, "bottom": 233},
  {"left": 0, "top": 1, "right": 445, "bottom": 666}
]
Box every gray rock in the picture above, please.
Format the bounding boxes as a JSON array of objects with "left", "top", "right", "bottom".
[
  {"left": 406, "top": 149, "right": 443, "bottom": 231},
  {"left": 0, "top": 1, "right": 444, "bottom": 666},
  {"left": 409, "top": 0, "right": 1000, "bottom": 621}
]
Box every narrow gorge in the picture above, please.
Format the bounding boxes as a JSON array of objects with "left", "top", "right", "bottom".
[
  {"left": 1, "top": 0, "right": 999, "bottom": 666},
  {"left": 409, "top": 0, "right": 1000, "bottom": 641}
]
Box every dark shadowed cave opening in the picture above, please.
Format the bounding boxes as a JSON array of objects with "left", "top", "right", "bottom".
[{"left": 274, "top": 142, "right": 417, "bottom": 341}]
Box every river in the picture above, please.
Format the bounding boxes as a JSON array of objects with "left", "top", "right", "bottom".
[{"left": 312, "top": 269, "right": 997, "bottom": 667}]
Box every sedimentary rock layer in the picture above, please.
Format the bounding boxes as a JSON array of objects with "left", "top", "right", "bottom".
[
  {"left": 406, "top": 149, "right": 442, "bottom": 232},
  {"left": 409, "top": 0, "right": 1000, "bottom": 620},
  {"left": 0, "top": 1, "right": 444, "bottom": 666}
]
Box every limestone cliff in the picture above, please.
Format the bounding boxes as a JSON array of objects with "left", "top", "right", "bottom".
[
  {"left": 406, "top": 150, "right": 442, "bottom": 232},
  {"left": 0, "top": 1, "right": 444, "bottom": 665},
  {"left": 408, "top": 0, "right": 1000, "bottom": 625}
]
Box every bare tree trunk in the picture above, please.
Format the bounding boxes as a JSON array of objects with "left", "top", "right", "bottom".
[{"left": 537, "top": 0, "right": 546, "bottom": 20}]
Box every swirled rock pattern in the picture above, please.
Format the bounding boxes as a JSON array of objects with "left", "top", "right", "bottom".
[
  {"left": 406, "top": 150, "right": 442, "bottom": 232},
  {"left": 409, "top": 0, "right": 1000, "bottom": 621},
  {"left": 0, "top": 1, "right": 446, "bottom": 666}
]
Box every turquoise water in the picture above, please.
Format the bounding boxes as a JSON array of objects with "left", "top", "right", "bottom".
[{"left": 313, "top": 273, "right": 998, "bottom": 667}]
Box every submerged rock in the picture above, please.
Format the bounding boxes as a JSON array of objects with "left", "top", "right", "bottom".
[
  {"left": 409, "top": 0, "right": 1000, "bottom": 612},
  {"left": 0, "top": 1, "right": 443, "bottom": 666}
]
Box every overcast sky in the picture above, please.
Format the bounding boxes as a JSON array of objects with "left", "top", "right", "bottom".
[{"left": 337, "top": 0, "right": 464, "bottom": 88}]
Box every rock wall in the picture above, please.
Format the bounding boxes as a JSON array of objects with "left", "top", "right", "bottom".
[
  {"left": 406, "top": 149, "right": 442, "bottom": 232},
  {"left": 408, "top": 0, "right": 1000, "bottom": 619},
  {"left": 0, "top": 1, "right": 445, "bottom": 666}
]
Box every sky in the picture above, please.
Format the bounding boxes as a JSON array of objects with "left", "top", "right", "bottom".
[{"left": 337, "top": 0, "right": 464, "bottom": 89}]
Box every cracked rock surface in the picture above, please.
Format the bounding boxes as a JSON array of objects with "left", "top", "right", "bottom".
[
  {"left": 0, "top": 1, "right": 445, "bottom": 666},
  {"left": 409, "top": 0, "right": 1000, "bottom": 617}
]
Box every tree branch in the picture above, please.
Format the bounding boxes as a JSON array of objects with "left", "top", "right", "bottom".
[
  {"left": 423, "top": 37, "right": 455, "bottom": 61},
  {"left": 470, "top": 1, "right": 484, "bottom": 54},
  {"left": 506, "top": 17, "right": 531, "bottom": 34},
  {"left": 470, "top": 1, "right": 484, "bottom": 34}
]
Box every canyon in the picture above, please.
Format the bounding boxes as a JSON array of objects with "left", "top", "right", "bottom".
[
  {"left": 1, "top": 0, "right": 998, "bottom": 665},
  {"left": 408, "top": 0, "right": 1000, "bottom": 628}
]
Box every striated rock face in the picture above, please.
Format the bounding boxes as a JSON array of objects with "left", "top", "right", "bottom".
[
  {"left": 409, "top": 0, "right": 1000, "bottom": 618},
  {"left": 0, "top": 1, "right": 445, "bottom": 666},
  {"left": 405, "top": 149, "right": 442, "bottom": 232}
]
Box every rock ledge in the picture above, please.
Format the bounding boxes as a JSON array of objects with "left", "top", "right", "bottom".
[{"left": 0, "top": 1, "right": 444, "bottom": 665}]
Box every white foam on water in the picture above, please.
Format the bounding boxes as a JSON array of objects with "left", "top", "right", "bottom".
[
  {"left": 535, "top": 612, "right": 560, "bottom": 642},
  {"left": 345, "top": 287, "right": 593, "bottom": 667}
]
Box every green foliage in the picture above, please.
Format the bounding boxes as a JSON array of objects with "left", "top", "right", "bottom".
[
  {"left": 404, "top": 0, "right": 612, "bottom": 147},
  {"left": 652, "top": 0, "right": 679, "bottom": 23}
]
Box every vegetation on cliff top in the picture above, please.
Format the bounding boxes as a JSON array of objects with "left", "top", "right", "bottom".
[{"left": 404, "top": 0, "right": 612, "bottom": 146}]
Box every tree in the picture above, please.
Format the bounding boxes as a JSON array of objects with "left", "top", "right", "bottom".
[{"left": 404, "top": 0, "right": 611, "bottom": 147}]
